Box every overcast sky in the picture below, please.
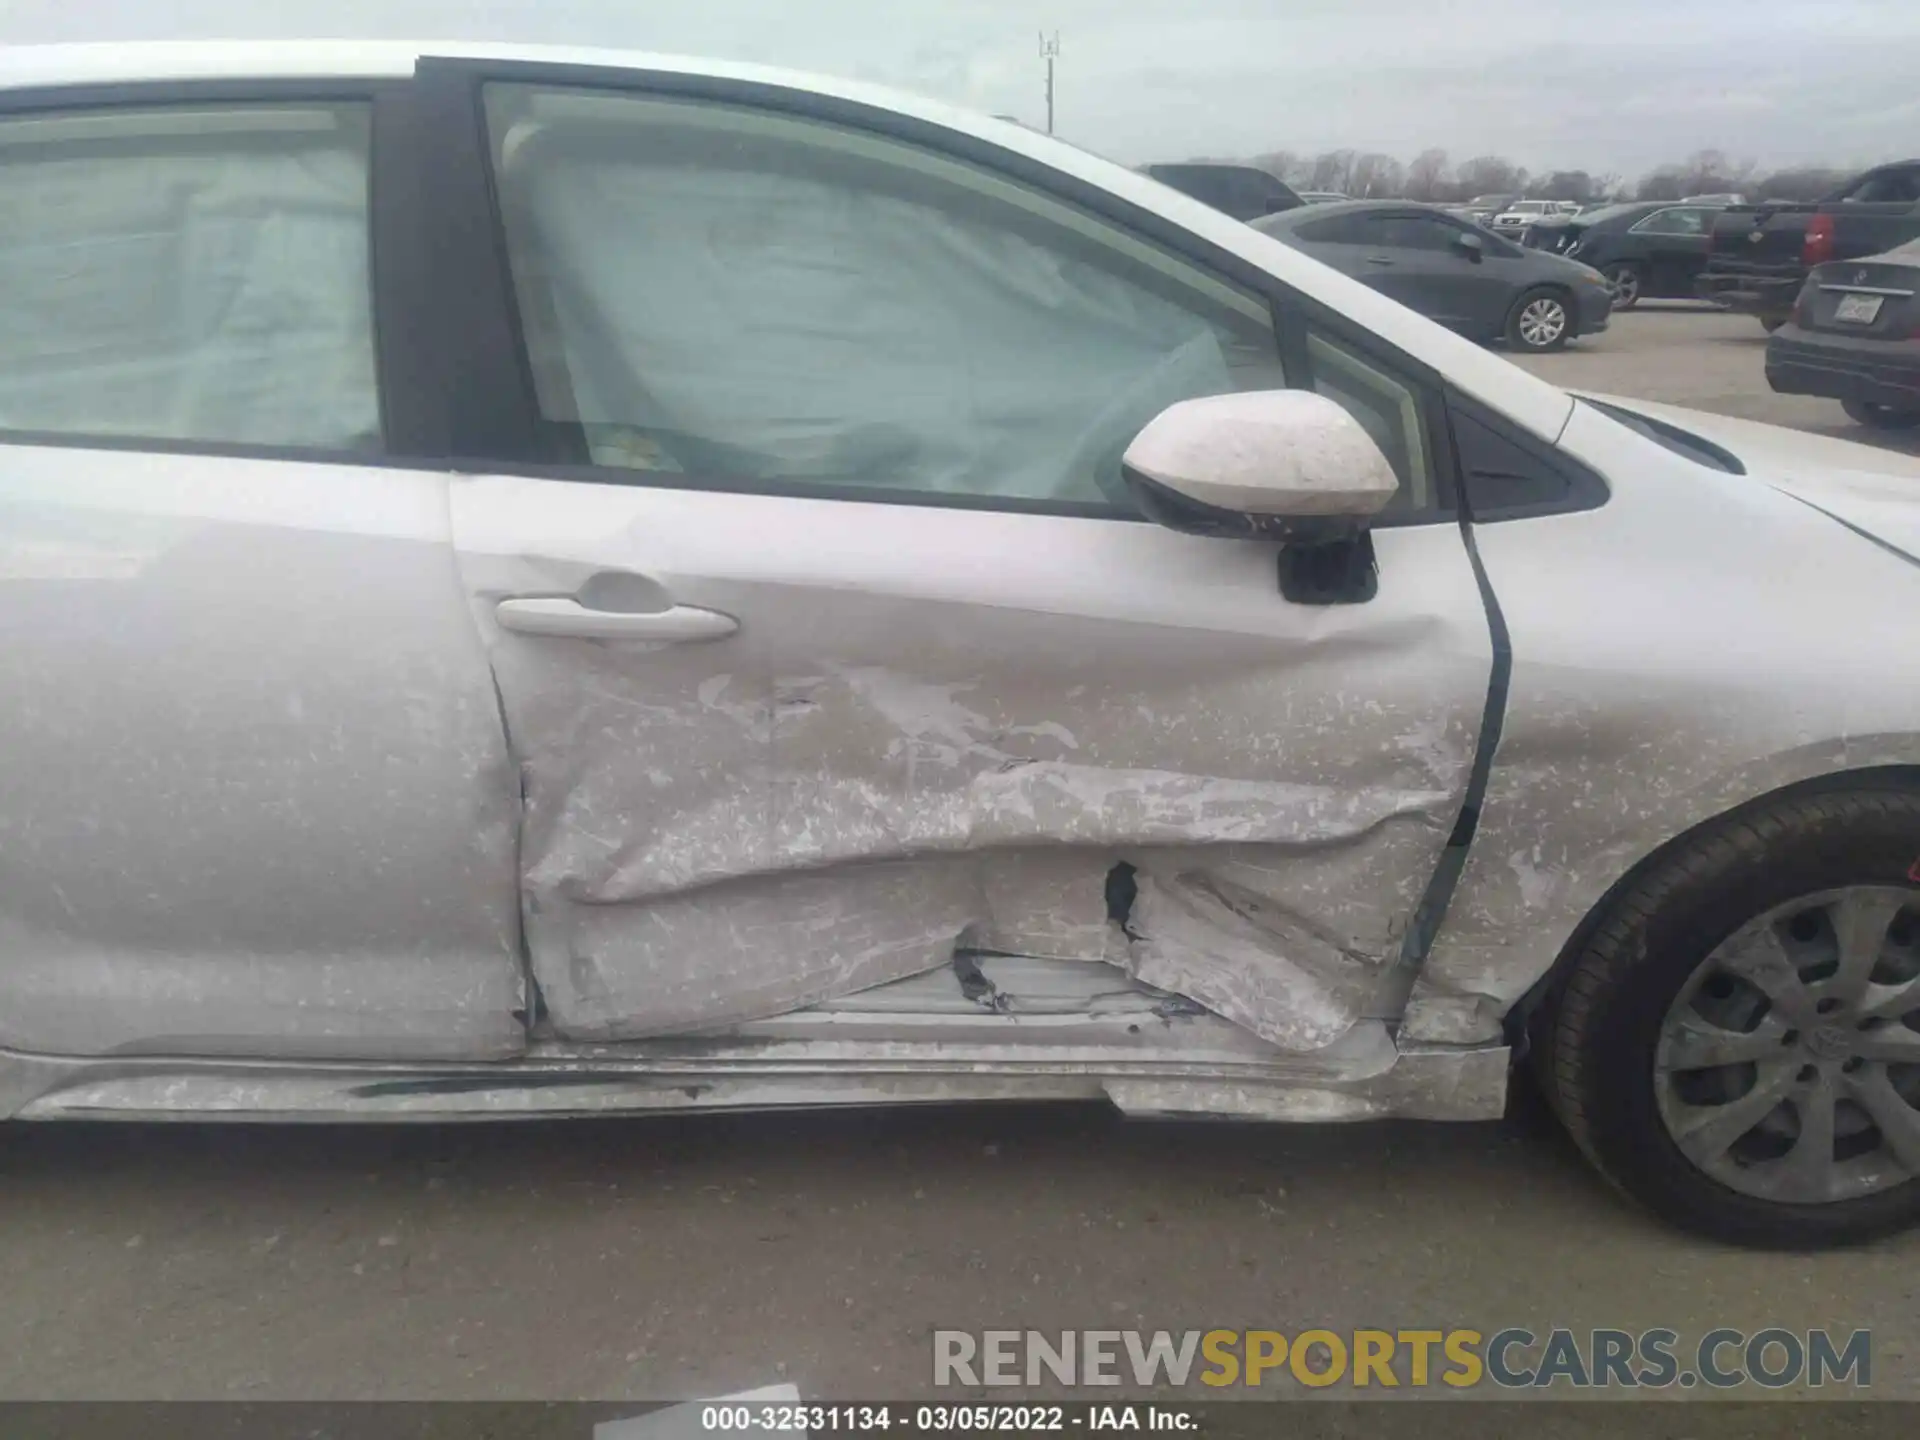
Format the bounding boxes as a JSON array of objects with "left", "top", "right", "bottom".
[{"left": 4, "top": 0, "right": 1916, "bottom": 178}]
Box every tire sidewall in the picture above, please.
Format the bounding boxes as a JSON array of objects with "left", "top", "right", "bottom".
[
  {"left": 1576, "top": 806, "right": 1920, "bottom": 1247},
  {"left": 1607, "top": 263, "right": 1642, "bottom": 309},
  {"left": 1842, "top": 399, "right": 1920, "bottom": 431}
]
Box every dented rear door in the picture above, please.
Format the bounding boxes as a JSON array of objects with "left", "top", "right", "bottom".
[{"left": 443, "top": 68, "right": 1495, "bottom": 1051}]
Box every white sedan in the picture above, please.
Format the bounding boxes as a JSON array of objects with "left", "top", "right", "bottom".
[{"left": 1, "top": 41, "right": 1917, "bottom": 1250}]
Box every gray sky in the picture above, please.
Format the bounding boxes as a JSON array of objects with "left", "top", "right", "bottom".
[{"left": 3, "top": 0, "right": 1916, "bottom": 178}]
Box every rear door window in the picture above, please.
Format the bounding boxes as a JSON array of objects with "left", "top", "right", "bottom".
[
  {"left": 0, "top": 103, "right": 380, "bottom": 451},
  {"left": 1366, "top": 215, "right": 1462, "bottom": 251}
]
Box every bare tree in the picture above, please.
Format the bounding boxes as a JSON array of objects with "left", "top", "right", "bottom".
[
  {"left": 1454, "top": 155, "right": 1523, "bottom": 200},
  {"left": 1535, "top": 170, "right": 1596, "bottom": 203},
  {"left": 1753, "top": 166, "right": 1850, "bottom": 202},
  {"left": 1249, "top": 149, "right": 1304, "bottom": 184},
  {"left": 1349, "top": 152, "right": 1406, "bottom": 198},
  {"left": 1308, "top": 149, "right": 1357, "bottom": 192},
  {"left": 1668, "top": 148, "right": 1757, "bottom": 197},
  {"left": 1634, "top": 166, "right": 1685, "bottom": 201},
  {"left": 1405, "top": 148, "right": 1450, "bottom": 200}
]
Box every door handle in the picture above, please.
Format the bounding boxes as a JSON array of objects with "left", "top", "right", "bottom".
[
  {"left": 494, "top": 597, "right": 739, "bottom": 643},
  {"left": 1364, "top": 255, "right": 1396, "bottom": 266}
]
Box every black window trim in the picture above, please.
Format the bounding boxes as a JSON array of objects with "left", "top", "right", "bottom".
[
  {"left": 420, "top": 56, "right": 1464, "bottom": 527},
  {"left": 1445, "top": 387, "right": 1609, "bottom": 522},
  {"left": 0, "top": 75, "right": 426, "bottom": 466}
]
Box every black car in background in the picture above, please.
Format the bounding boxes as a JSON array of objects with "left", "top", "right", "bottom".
[
  {"left": 1766, "top": 238, "right": 1920, "bottom": 430},
  {"left": 1141, "top": 162, "right": 1304, "bottom": 221},
  {"left": 1524, "top": 201, "right": 1725, "bottom": 309},
  {"left": 1253, "top": 200, "right": 1612, "bottom": 351}
]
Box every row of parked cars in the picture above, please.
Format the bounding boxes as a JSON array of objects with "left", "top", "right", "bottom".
[{"left": 1145, "top": 159, "right": 1920, "bottom": 430}]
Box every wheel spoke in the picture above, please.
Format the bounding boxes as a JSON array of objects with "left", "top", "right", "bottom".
[
  {"left": 1656, "top": 887, "right": 1920, "bottom": 1207},
  {"left": 1844, "top": 1068, "right": 1920, "bottom": 1174},
  {"left": 1752, "top": 1076, "right": 1838, "bottom": 1203},
  {"left": 1827, "top": 892, "right": 1904, "bottom": 1004},
  {"left": 1668, "top": 1060, "right": 1798, "bottom": 1167},
  {"left": 1658, "top": 1012, "right": 1789, "bottom": 1071},
  {"left": 1714, "top": 923, "right": 1816, "bottom": 1023},
  {"left": 1859, "top": 977, "right": 1920, "bottom": 1024},
  {"left": 1853, "top": 1022, "right": 1920, "bottom": 1064}
]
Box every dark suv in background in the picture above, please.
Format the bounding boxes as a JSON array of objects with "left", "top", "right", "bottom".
[{"left": 1699, "top": 159, "right": 1920, "bottom": 330}]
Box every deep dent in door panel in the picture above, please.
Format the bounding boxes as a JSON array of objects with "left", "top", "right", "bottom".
[{"left": 465, "top": 491, "right": 1491, "bottom": 1052}]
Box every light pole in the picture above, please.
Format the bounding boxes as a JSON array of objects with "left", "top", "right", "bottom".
[{"left": 1039, "top": 31, "right": 1060, "bottom": 135}]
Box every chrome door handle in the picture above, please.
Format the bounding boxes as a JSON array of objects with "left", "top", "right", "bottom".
[{"left": 494, "top": 597, "right": 739, "bottom": 643}]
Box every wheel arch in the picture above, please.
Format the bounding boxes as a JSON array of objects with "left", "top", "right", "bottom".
[{"left": 1502, "top": 763, "right": 1920, "bottom": 1047}]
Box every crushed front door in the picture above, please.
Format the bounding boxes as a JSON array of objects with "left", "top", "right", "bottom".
[{"left": 446, "top": 70, "right": 1494, "bottom": 1052}]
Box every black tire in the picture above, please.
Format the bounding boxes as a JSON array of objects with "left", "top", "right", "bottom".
[
  {"left": 1842, "top": 399, "right": 1920, "bottom": 431},
  {"left": 1604, "top": 262, "right": 1643, "bottom": 310},
  {"left": 1504, "top": 287, "right": 1573, "bottom": 353},
  {"left": 1533, "top": 784, "right": 1920, "bottom": 1249},
  {"left": 1760, "top": 315, "right": 1788, "bottom": 333}
]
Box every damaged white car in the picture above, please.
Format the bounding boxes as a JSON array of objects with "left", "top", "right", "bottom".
[{"left": 2, "top": 41, "right": 1918, "bottom": 1250}]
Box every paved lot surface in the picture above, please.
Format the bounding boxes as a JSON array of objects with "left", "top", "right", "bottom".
[
  {"left": 1514, "top": 302, "right": 1920, "bottom": 458},
  {"left": 2, "top": 307, "right": 1916, "bottom": 1415}
]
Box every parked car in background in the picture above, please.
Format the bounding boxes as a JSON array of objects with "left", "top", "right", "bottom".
[
  {"left": 1699, "top": 159, "right": 1920, "bottom": 330},
  {"left": 1253, "top": 200, "right": 1612, "bottom": 351},
  {"left": 1527, "top": 200, "right": 1726, "bottom": 309},
  {"left": 1684, "top": 193, "right": 1747, "bottom": 206},
  {"left": 1452, "top": 192, "right": 1519, "bottom": 226},
  {"left": 1298, "top": 190, "right": 1348, "bottom": 204},
  {"left": 1766, "top": 238, "right": 1920, "bottom": 430},
  {"left": 1141, "top": 162, "right": 1304, "bottom": 221},
  {"left": 1489, "top": 198, "right": 1558, "bottom": 237}
]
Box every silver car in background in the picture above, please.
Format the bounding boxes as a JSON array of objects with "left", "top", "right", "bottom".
[{"left": 2, "top": 41, "right": 1919, "bottom": 1250}]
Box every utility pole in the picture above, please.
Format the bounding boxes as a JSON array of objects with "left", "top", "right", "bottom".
[{"left": 1039, "top": 31, "right": 1060, "bottom": 135}]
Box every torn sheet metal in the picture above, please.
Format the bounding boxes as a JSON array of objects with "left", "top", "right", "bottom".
[
  {"left": 1408, "top": 402, "right": 1920, "bottom": 1043},
  {"left": 454, "top": 474, "right": 1493, "bottom": 1051}
]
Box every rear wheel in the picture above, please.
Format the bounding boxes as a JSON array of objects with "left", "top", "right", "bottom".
[
  {"left": 1534, "top": 785, "right": 1920, "bottom": 1248},
  {"left": 1842, "top": 399, "right": 1920, "bottom": 431},
  {"left": 1505, "top": 288, "right": 1572, "bottom": 352},
  {"left": 1604, "top": 263, "right": 1643, "bottom": 310}
]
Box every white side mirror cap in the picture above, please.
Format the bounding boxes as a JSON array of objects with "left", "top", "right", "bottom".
[{"left": 1122, "top": 390, "right": 1399, "bottom": 522}]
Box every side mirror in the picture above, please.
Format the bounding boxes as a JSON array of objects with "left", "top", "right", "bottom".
[
  {"left": 1451, "top": 231, "right": 1487, "bottom": 262},
  {"left": 1121, "top": 390, "right": 1397, "bottom": 540}
]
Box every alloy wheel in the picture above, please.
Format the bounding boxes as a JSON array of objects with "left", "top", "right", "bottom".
[{"left": 1607, "top": 266, "right": 1640, "bottom": 307}]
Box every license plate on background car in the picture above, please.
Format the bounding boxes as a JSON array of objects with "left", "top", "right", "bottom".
[{"left": 1834, "top": 294, "right": 1883, "bottom": 323}]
